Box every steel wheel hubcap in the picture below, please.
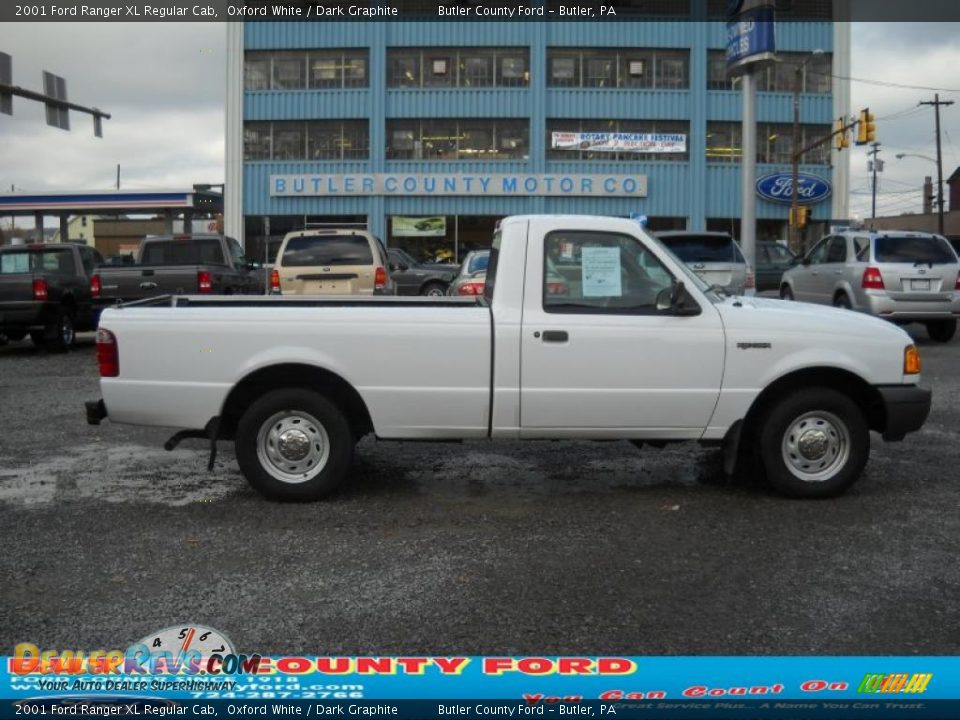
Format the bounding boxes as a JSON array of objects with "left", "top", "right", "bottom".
[
  {"left": 62, "top": 317, "right": 73, "bottom": 344},
  {"left": 257, "top": 410, "right": 330, "bottom": 484},
  {"left": 781, "top": 411, "right": 850, "bottom": 482}
]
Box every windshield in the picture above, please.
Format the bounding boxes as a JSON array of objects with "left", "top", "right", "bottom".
[
  {"left": 659, "top": 235, "right": 736, "bottom": 263},
  {"left": 646, "top": 235, "right": 723, "bottom": 302},
  {"left": 873, "top": 236, "right": 957, "bottom": 265}
]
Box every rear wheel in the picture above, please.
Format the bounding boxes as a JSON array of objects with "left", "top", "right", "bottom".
[
  {"left": 926, "top": 319, "right": 957, "bottom": 343},
  {"left": 44, "top": 309, "right": 76, "bottom": 353},
  {"left": 779, "top": 285, "right": 794, "bottom": 301},
  {"left": 833, "top": 293, "right": 852, "bottom": 310},
  {"left": 235, "top": 388, "right": 353, "bottom": 501},
  {"left": 420, "top": 282, "right": 447, "bottom": 297},
  {"left": 758, "top": 387, "right": 869, "bottom": 498}
]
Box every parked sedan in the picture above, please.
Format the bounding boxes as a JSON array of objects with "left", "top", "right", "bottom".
[
  {"left": 386, "top": 248, "right": 456, "bottom": 297},
  {"left": 448, "top": 250, "right": 490, "bottom": 296},
  {"left": 756, "top": 241, "right": 798, "bottom": 292},
  {"left": 781, "top": 229, "right": 960, "bottom": 342},
  {"left": 656, "top": 231, "right": 753, "bottom": 295}
]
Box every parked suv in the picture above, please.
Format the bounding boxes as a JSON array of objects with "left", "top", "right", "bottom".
[
  {"left": 655, "top": 231, "right": 753, "bottom": 295},
  {"left": 780, "top": 230, "right": 960, "bottom": 342},
  {"left": 271, "top": 229, "right": 394, "bottom": 295}
]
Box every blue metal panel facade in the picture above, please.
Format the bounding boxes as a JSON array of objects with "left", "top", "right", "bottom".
[{"left": 242, "top": 13, "right": 835, "bottom": 242}]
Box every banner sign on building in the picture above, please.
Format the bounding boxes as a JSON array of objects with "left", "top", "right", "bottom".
[
  {"left": 551, "top": 132, "right": 687, "bottom": 154},
  {"left": 270, "top": 173, "right": 648, "bottom": 198},
  {"left": 756, "top": 171, "right": 832, "bottom": 205},
  {"left": 726, "top": 3, "right": 777, "bottom": 73},
  {"left": 392, "top": 216, "right": 447, "bottom": 237}
]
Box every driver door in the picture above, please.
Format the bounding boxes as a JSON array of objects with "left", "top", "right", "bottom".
[{"left": 519, "top": 229, "right": 725, "bottom": 436}]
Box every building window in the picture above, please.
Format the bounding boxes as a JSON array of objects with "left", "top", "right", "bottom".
[
  {"left": 706, "top": 0, "right": 831, "bottom": 18},
  {"left": 243, "top": 120, "right": 369, "bottom": 161},
  {"left": 548, "top": 48, "right": 689, "bottom": 89},
  {"left": 244, "top": 50, "right": 368, "bottom": 90},
  {"left": 706, "top": 122, "right": 831, "bottom": 164},
  {"left": 547, "top": 119, "right": 689, "bottom": 162},
  {"left": 387, "top": 48, "right": 529, "bottom": 88},
  {"left": 386, "top": 119, "right": 529, "bottom": 160},
  {"left": 707, "top": 51, "right": 832, "bottom": 93}
]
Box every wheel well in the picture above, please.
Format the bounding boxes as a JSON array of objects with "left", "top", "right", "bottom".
[
  {"left": 219, "top": 364, "right": 374, "bottom": 441},
  {"left": 833, "top": 289, "right": 849, "bottom": 302},
  {"left": 741, "top": 367, "right": 886, "bottom": 439},
  {"left": 61, "top": 295, "right": 77, "bottom": 314}
]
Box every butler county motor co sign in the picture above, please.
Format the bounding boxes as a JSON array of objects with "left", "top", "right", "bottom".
[{"left": 270, "top": 174, "right": 648, "bottom": 198}]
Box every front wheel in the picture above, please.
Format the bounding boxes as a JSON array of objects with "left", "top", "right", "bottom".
[
  {"left": 779, "top": 285, "right": 794, "bottom": 301},
  {"left": 235, "top": 388, "right": 353, "bottom": 501},
  {"left": 926, "top": 319, "right": 957, "bottom": 343},
  {"left": 758, "top": 387, "right": 869, "bottom": 498}
]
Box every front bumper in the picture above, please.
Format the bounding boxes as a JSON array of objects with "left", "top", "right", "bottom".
[
  {"left": 877, "top": 385, "right": 931, "bottom": 441},
  {"left": 85, "top": 399, "right": 107, "bottom": 426}
]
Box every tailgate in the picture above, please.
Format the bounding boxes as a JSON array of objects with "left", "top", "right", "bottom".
[
  {"left": 100, "top": 266, "right": 201, "bottom": 300},
  {"left": 690, "top": 262, "right": 735, "bottom": 288},
  {"left": 880, "top": 264, "right": 957, "bottom": 301},
  {"left": 280, "top": 266, "right": 371, "bottom": 295},
  {"left": 0, "top": 274, "right": 37, "bottom": 304}
]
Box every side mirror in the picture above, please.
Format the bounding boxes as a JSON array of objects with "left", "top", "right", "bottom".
[
  {"left": 656, "top": 281, "right": 699, "bottom": 316},
  {"left": 390, "top": 262, "right": 406, "bottom": 272},
  {"left": 801, "top": 256, "right": 812, "bottom": 266}
]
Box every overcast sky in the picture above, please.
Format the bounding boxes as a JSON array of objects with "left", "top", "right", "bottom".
[{"left": 1, "top": 21, "right": 959, "bottom": 226}]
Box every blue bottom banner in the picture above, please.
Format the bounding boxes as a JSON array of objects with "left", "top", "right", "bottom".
[{"left": 1, "top": 655, "right": 956, "bottom": 719}]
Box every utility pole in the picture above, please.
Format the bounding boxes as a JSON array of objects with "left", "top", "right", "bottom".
[
  {"left": 919, "top": 94, "right": 954, "bottom": 235},
  {"left": 868, "top": 142, "right": 882, "bottom": 219}
]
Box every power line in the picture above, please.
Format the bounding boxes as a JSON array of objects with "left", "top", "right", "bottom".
[{"left": 812, "top": 71, "right": 960, "bottom": 93}]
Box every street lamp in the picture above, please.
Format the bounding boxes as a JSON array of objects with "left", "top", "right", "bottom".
[
  {"left": 790, "top": 49, "right": 824, "bottom": 255},
  {"left": 895, "top": 154, "right": 942, "bottom": 227}
]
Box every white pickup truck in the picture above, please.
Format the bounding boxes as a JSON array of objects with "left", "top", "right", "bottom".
[{"left": 86, "top": 215, "right": 931, "bottom": 501}]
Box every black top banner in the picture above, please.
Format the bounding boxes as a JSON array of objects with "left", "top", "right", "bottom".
[{"left": 3, "top": 0, "right": 960, "bottom": 23}]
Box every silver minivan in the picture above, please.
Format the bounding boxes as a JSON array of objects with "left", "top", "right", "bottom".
[
  {"left": 780, "top": 230, "right": 960, "bottom": 342},
  {"left": 655, "top": 231, "right": 753, "bottom": 295}
]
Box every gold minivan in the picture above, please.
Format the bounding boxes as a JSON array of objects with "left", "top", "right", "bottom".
[{"left": 270, "top": 229, "right": 394, "bottom": 296}]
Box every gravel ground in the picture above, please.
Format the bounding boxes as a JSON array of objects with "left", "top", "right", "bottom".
[{"left": 1, "top": 326, "right": 959, "bottom": 655}]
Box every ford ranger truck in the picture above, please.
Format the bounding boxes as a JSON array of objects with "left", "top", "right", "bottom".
[{"left": 85, "top": 215, "right": 931, "bottom": 501}]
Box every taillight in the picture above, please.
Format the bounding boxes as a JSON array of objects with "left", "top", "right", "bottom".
[
  {"left": 955, "top": 273, "right": 960, "bottom": 291},
  {"left": 96, "top": 327, "right": 119, "bottom": 377},
  {"left": 374, "top": 266, "right": 387, "bottom": 291},
  {"left": 270, "top": 268, "right": 281, "bottom": 294},
  {"left": 33, "top": 278, "right": 48, "bottom": 300},
  {"left": 458, "top": 281, "right": 485, "bottom": 296},
  {"left": 197, "top": 270, "right": 213, "bottom": 294},
  {"left": 745, "top": 269, "right": 756, "bottom": 290},
  {"left": 546, "top": 281, "right": 569, "bottom": 296},
  {"left": 862, "top": 267, "right": 885, "bottom": 290},
  {"left": 90, "top": 274, "right": 102, "bottom": 298}
]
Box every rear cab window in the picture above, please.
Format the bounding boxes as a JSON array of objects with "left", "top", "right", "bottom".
[
  {"left": 873, "top": 236, "right": 957, "bottom": 265},
  {"left": 280, "top": 235, "right": 375, "bottom": 267},
  {"left": 0, "top": 248, "right": 76, "bottom": 275},
  {"left": 141, "top": 238, "right": 226, "bottom": 266}
]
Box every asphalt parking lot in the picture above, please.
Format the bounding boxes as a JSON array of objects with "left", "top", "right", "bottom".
[{"left": 1, "top": 327, "right": 959, "bottom": 656}]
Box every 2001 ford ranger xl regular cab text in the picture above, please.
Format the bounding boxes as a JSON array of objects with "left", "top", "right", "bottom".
[{"left": 85, "top": 215, "right": 932, "bottom": 501}]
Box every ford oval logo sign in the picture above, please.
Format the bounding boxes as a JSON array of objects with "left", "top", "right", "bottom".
[{"left": 756, "top": 172, "right": 832, "bottom": 205}]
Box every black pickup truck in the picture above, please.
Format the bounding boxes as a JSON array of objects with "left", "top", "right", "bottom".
[
  {"left": 97, "top": 234, "right": 264, "bottom": 304},
  {"left": 0, "top": 242, "right": 105, "bottom": 351}
]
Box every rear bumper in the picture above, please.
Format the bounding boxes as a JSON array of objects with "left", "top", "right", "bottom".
[
  {"left": 861, "top": 291, "right": 960, "bottom": 319},
  {"left": 85, "top": 399, "right": 108, "bottom": 426},
  {"left": 877, "top": 385, "right": 931, "bottom": 441}
]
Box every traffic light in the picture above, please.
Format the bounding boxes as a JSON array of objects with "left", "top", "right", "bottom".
[
  {"left": 856, "top": 108, "right": 877, "bottom": 145},
  {"left": 835, "top": 117, "right": 850, "bottom": 150},
  {"left": 789, "top": 206, "right": 810, "bottom": 229}
]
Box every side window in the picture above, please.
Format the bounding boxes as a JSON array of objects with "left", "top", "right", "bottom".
[
  {"left": 767, "top": 243, "right": 792, "bottom": 263},
  {"left": 806, "top": 237, "right": 831, "bottom": 265},
  {"left": 854, "top": 236, "right": 870, "bottom": 261},
  {"left": 79, "top": 248, "right": 95, "bottom": 276},
  {"left": 543, "top": 230, "right": 676, "bottom": 314},
  {"left": 228, "top": 238, "right": 247, "bottom": 266},
  {"left": 826, "top": 236, "right": 847, "bottom": 263}
]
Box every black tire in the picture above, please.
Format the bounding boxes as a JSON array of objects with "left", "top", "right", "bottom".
[
  {"left": 926, "top": 319, "right": 957, "bottom": 343},
  {"left": 29, "top": 329, "right": 46, "bottom": 348},
  {"left": 4, "top": 328, "right": 27, "bottom": 342},
  {"left": 833, "top": 293, "right": 852, "bottom": 309},
  {"left": 779, "top": 285, "right": 794, "bottom": 301},
  {"left": 235, "top": 388, "right": 353, "bottom": 501},
  {"left": 44, "top": 308, "right": 76, "bottom": 353},
  {"left": 757, "top": 387, "right": 869, "bottom": 499},
  {"left": 420, "top": 282, "right": 448, "bottom": 297}
]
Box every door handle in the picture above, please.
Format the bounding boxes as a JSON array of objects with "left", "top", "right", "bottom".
[
  {"left": 541, "top": 330, "right": 568, "bottom": 343},
  {"left": 834, "top": 270, "right": 843, "bottom": 275}
]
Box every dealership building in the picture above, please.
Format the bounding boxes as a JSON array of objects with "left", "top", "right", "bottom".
[{"left": 224, "top": 1, "right": 850, "bottom": 263}]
